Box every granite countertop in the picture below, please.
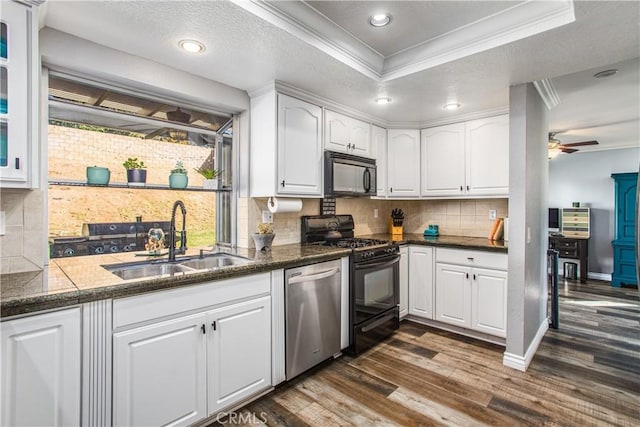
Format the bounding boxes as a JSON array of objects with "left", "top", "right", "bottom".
[
  {"left": 1, "top": 235, "right": 506, "bottom": 318},
  {"left": 1, "top": 244, "right": 351, "bottom": 317},
  {"left": 359, "top": 233, "right": 508, "bottom": 253}
]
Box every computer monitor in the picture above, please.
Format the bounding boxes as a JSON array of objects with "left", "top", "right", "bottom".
[{"left": 548, "top": 208, "right": 560, "bottom": 232}]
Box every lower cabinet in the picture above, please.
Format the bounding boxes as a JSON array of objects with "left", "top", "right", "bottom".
[
  {"left": 435, "top": 256, "right": 507, "bottom": 338},
  {"left": 1, "top": 308, "right": 82, "bottom": 427},
  {"left": 112, "top": 278, "right": 272, "bottom": 427},
  {"left": 399, "top": 246, "right": 409, "bottom": 318},
  {"left": 408, "top": 246, "right": 434, "bottom": 319},
  {"left": 207, "top": 297, "right": 271, "bottom": 415}
]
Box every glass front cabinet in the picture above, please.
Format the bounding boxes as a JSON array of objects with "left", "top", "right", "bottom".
[{"left": 0, "top": 1, "right": 38, "bottom": 188}]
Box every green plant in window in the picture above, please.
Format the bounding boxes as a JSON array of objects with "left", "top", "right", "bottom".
[
  {"left": 123, "top": 157, "right": 146, "bottom": 169},
  {"left": 194, "top": 167, "right": 222, "bottom": 179},
  {"left": 171, "top": 161, "right": 188, "bottom": 175}
]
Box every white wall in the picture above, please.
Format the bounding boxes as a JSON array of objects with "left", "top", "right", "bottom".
[
  {"left": 505, "top": 83, "right": 548, "bottom": 370},
  {"left": 549, "top": 147, "right": 640, "bottom": 276}
]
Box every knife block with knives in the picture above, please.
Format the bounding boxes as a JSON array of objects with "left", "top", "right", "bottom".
[{"left": 389, "top": 208, "right": 404, "bottom": 236}]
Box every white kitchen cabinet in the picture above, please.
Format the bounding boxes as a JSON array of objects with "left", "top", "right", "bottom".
[
  {"left": 387, "top": 129, "right": 420, "bottom": 197},
  {"left": 113, "top": 313, "right": 208, "bottom": 427},
  {"left": 2, "top": 308, "right": 81, "bottom": 427},
  {"left": 0, "top": 1, "right": 38, "bottom": 188},
  {"left": 250, "top": 90, "right": 323, "bottom": 197},
  {"left": 434, "top": 248, "right": 507, "bottom": 338},
  {"left": 207, "top": 296, "right": 271, "bottom": 415},
  {"left": 372, "top": 125, "right": 387, "bottom": 197},
  {"left": 325, "top": 110, "right": 371, "bottom": 156},
  {"left": 408, "top": 246, "right": 435, "bottom": 319},
  {"left": 465, "top": 115, "right": 509, "bottom": 196},
  {"left": 471, "top": 267, "right": 508, "bottom": 336},
  {"left": 421, "top": 123, "right": 466, "bottom": 196},
  {"left": 420, "top": 114, "right": 509, "bottom": 197},
  {"left": 399, "top": 246, "right": 409, "bottom": 318}
]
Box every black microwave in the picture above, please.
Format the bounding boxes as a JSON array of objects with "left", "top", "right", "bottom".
[{"left": 324, "top": 151, "right": 377, "bottom": 197}]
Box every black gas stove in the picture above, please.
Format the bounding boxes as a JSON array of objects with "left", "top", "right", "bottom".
[{"left": 301, "top": 214, "right": 400, "bottom": 354}]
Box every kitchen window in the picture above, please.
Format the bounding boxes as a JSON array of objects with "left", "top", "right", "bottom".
[{"left": 47, "top": 72, "right": 235, "bottom": 258}]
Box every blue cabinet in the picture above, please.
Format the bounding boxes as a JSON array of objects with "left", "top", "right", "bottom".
[{"left": 611, "top": 172, "right": 638, "bottom": 287}]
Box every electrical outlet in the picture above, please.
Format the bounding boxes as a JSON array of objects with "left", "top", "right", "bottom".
[
  {"left": 489, "top": 210, "right": 497, "bottom": 220},
  {"left": 262, "top": 210, "right": 273, "bottom": 223},
  {"left": 374, "top": 209, "right": 379, "bottom": 218}
]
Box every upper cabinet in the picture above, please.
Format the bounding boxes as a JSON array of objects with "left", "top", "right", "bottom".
[
  {"left": 465, "top": 115, "right": 509, "bottom": 196},
  {"left": 0, "top": 1, "right": 38, "bottom": 188},
  {"left": 250, "top": 90, "right": 323, "bottom": 197},
  {"left": 371, "top": 125, "right": 387, "bottom": 197},
  {"left": 421, "top": 123, "right": 466, "bottom": 196},
  {"left": 324, "top": 110, "right": 371, "bottom": 157},
  {"left": 387, "top": 129, "right": 420, "bottom": 197},
  {"left": 421, "top": 115, "right": 509, "bottom": 197}
]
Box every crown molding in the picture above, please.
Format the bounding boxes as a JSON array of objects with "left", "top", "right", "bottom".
[
  {"left": 533, "top": 78, "right": 561, "bottom": 110},
  {"left": 15, "top": 0, "right": 46, "bottom": 6},
  {"left": 234, "top": 0, "right": 575, "bottom": 83}
]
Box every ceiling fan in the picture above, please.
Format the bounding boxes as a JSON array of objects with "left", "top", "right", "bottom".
[
  {"left": 145, "top": 107, "right": 191, "bottom": 140},
  {"left": 548, "top": 132, "right": 599, "bottom": 157}
]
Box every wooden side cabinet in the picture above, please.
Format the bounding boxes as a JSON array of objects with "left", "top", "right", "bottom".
[
  {"left": 611, "top": 172, "right": 638, "bottom": 287},
  {"left": 549, "top": 236, "right": 588, "bottom": 283}
]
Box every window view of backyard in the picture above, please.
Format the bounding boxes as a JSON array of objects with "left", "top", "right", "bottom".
[{"left": 47, "top": 74, "right": 231, "bottom": 258}]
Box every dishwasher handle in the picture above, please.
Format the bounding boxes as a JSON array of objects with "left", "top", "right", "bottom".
[{"left": 288, "top": 268, "right": 340, "bottom": 285}]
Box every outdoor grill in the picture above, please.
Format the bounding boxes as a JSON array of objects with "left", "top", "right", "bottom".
[{"left": 50, "top": 220, "right": 171, "bottom": 258}]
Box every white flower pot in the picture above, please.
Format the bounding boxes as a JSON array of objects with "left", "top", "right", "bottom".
[{"left": 203, "top": 179, "right": 219, "bottom": 190}]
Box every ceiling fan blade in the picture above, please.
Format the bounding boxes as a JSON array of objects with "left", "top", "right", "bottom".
[
  {"left": 561, "top": 140, "right": 599, "bottom": 147},
  {"left": 560, "top": 147, "right": 579, "bottom": 154},
  {"left": 145, "top": 127, "right": 167, "bottom": 139}
]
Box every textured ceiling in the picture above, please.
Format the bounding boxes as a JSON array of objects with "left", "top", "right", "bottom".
[
  {"left": 306, "top": 0, "right": 524, "bottom": 57},
  {"left": 41, "top": 1, "right": 640, "bottom": 151}
]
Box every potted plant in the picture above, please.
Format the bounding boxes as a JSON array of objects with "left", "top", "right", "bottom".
[
  {"left": 86, "top": 165, "right": 110, "bottom": 186},
  {"left": 194, "top": 167, "right": 223, "bottom": 190},
  {"left": 252, "top": 222, "right": 275, "bottom": 252},
  {"left": 123, "top": 157, "right": 147, "bottom": 187},
  {"left": 169, "top": 161, "right": 189, "bottom": 189}
]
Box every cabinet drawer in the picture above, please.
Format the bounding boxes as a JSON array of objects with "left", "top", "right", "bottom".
[
  {"left": 436, "top": 248, "right": 507, "bottom": 270},
  {"left": 557, "top": 240, "right": 578, "bottom": 249},
  {"left": 113, "top": 273, "right": 271, "bottom": 329},
  {"left": 559, "top": 249, "right": 578, "bottom": 258}
]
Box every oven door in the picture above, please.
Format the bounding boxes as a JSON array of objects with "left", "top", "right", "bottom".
[{"left": 353, "top": 254, "right": 400, "bottom": 325}]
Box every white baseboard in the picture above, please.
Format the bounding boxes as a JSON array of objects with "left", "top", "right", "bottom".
[
  {"left": 588, "top": 272, "right": 611, "bottom": 281},
  {"left": 503, "top": 319, "right": 548, "bottom": 371}
]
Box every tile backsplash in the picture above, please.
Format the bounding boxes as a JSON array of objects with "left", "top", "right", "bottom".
[{"left": 243, "top": 197, "right": 509, "bottom": 247}]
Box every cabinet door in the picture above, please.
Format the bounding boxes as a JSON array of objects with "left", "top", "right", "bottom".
[
  {"left": 325, "top": 110, "right": 349, "bottom": 153},
  {"left": 2, "top": 308, "right": 81, "bottom": 427},
  {"left": 465, "top": 115, "right": 509, "bottom": 196},
  {"left": 408, "top": 246, "right": 434, "bottom": 319},
  {"left": 387, "top": 129, "right": 420, "bottom": 197},
  {"left": 208, "top": 296, "right": 271, "bottom": 415},
  {"left": 399, "top": 246, "right": 409, "bottom": 318},
  {"left": 421, "top": 123, "right": 465, "bottom": 196},
  {"left": 372, "top": 125, "right": 387, "bottom": 197},
  {"left": 435, "top": 263, "right": 471, "bottom": 328},
  {"left": 471, "top": 268, "right": 507, "bottom": 337},
  {"left": 277, "top": 94, "right": 323, "bottom": 196},
  {"left": 349, "top": 117, "right": 371, "bottom": 156},
  {"left": 0, "top": 1, "right": 29, "bottom": 184},
  {"left": 113, "top": 313, "right": 207, "bottom": 427}
]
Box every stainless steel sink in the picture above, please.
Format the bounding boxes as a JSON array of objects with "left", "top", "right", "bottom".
[
  {"left": 178, "top": 253, "right": 253, "bottom": 270},
  {"left": 104, "top": 262, "right": 195, "bottom": 280}
]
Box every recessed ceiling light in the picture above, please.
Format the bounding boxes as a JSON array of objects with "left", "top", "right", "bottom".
[
  {"left": 179, "top": 39, "right": 206, "bottom": 53},
  {"left": 369, "top": 14, "right": 392, "bottom": 27},
  {"left": 375, "top": 97, "right": 392, "bottom": 105},
  {"left": 443, "top": 103, "right": 461, "bottom": 111},
  {"left": 593, "top": 69, "right": 618, "bottom": 78}
]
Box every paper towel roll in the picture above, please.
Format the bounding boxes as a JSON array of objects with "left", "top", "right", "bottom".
[{"left": 268, "top": 197, "right": 303, "bottom": 213}]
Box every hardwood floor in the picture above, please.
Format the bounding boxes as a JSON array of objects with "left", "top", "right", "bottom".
[{"left": 215, "top": 279, "right": 639, "bottom": 426}]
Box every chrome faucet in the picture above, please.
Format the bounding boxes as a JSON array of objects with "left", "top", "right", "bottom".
[{"left": 168, "top": 200, "right": 187, "bottom": 262}]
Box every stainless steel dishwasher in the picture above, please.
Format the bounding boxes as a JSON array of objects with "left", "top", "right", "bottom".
[{"left": 285, "top": 259, "right": 341, "bottom": 380}]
